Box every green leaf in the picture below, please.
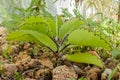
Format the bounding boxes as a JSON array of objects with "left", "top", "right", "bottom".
[
  {"left": 44, "top": 17, "right": 56, "bottom": 36},
  {"left": 66, "top": 53, "right": 104, "bottom": 68},
  {"left": 78, "top": 77, "right": 87, "bottom": 80},
  {"left": 59, "top": 18, "right": 84, "bottom": 39},
  {"left": 20, "top": 16, "right": 56, "bottom": 36},
  {"left": 22, "top": 16, "right": 45, "bottom": 23},
  {"left": 20, "top": 16, "right": 49, "bottom": 34},
  {"left": 68, "top": 29, "right": 111, "bottom": 50},
  {"left": 20, "top": 22, "right": 49, "bottom": 34},
  {"left": 57, "top": 15, "right": 62, "bottom": 29},
  {"left": 7, "top": 30, "right": 57, "bottom": 51},
  {"left": 56, "top": 16, "right": 63, "bottom": 37}
]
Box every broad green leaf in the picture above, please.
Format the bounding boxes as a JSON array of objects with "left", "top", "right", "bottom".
[
  {"left": 20, "top": 16, "right": 49, "bottom": 34},
  {"left": 20, "top": 22, "right": 49, "bottom": 34},
  {"left": 22, "top": 16, "right": 45, "bottom": 23},
  {"left": 44, "top": 17, "right": 56, "bottom": 36},
  {"left": 20, "top": 16, "right": 56, "bottom": 36},
  {"left": 59, "top": 18, "right": 84, "bottom": 39},
  {"left": 57, "top": 15, "right": 62, "bottom": 29},
  {"left": 56, "top": 16, "right": 63, "bottom": 37},
  {"left": 68, "top": 29, "right": 111, "bottom": 50},
  {"left": 66, "top": 53, "right": 104, "bottom": 68},
  {"left": 7, "top": 30, "right": 57, "bottom": 51}
]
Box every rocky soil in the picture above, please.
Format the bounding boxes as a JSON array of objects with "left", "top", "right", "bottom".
[{"left": 0, "top": 27, "right": 120, "bottom": 80}]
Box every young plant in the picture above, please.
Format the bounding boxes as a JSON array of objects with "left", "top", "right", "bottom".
[{"left": 7, "top": 16, "right": 111, "bottom": 68}]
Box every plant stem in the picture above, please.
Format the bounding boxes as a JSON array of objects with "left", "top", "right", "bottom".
[
  {"left": 60, "top": 49, "right": 68, "bottom": 57},
  {"left": 47, "top": 47, "right": 59, "bottom": 59},
  {"left": 59, "top": 44, "right": 70, "bottom": 57},
  {"left": 59, "top": 44, "right": 70, "bottom": 52},
  {"left": 51, "top": 37, "right": 59, "bottom": 49},
  {"left": 60, "top": 34, "right": 69, "bottom": 45}
]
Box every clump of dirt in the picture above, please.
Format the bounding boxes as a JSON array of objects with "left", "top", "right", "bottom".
[
  {"left": 86, "top": 66, "right": 101, "bottom": 80},
  {"left": 14, "top": 52, "right": 40, "bottom": 71},
  {"left": 14, "top": 52, "right": 53, "bottom": 79},
  {"left": 53, "top": 65, "right": 78, "bottom": 80},
  {"left": 0, "top": 52, "right": 54, "bottom": 80},
  {"left": 25, "top": 78, "right": 36, "bottom": 80},
  {"left": 39, "top": 58, "right": 53, "bottom": 70},
  {"left": 105, "top": 58, "right": 119, "bottom": 69},
  {"left": 2, "top": 64, "right": 17, "bottom": 79}
]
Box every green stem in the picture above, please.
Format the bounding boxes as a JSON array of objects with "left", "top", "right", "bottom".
[
  {"left": 47, "top": 47, "right": 59, "bottom": 59},
  {"left": 60, "top": 34, "right": 69, "bottom": 45},
  {"left": 59, "top": 44, "right": 70, "bottom": 53}
]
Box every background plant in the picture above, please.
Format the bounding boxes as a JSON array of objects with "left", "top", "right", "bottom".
[
  {"left": 62, "top": 8, "right": 120, "bottom": 59},
  {"left": 0, "top": 0, "right": 52, "bottom": 31}
]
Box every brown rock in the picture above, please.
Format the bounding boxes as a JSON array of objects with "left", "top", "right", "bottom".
[
  {"left": 26, "top": 71, "right": 34, "bottom": 78},
  {"left": 14, "top": 52, "right": 31, "bottom": 62},
  {"left": 25, "top": 78, "right": 36, "bottom": 80},
  {"left": 15, "top": 57, "right": 40, "bottom": 71},
  {"left": 15, "top": 55, "right": 31, "bottom": 71},
  {"left": 53, "top": 65, "right": 78, "bottom": 80},
  {"left": 113, "top": 72, "right": 120, "bottom": 79},
  {"left": 3, "top": 64, "right": 17, "bottom": 77},
  {"left": 101, "top": 68, "right": 112, "bottom": 80},
  {"left": 3, "top": 64, "right": 17, "bottom": 73},
  {"left": 35, "top": 68, "right": 50, "bottom": 79},
  {"left": 86, "top": 67, "right": 100, "bottom": 80},
  {"left": 39, "top": 58, "right": 53, "bottom": 69}
]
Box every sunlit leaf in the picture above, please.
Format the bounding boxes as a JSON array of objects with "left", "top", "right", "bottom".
[
  {"left": 66, "top": 53, "right": 104, "bottom": 68},
  {"left": 7, "top": 30, "right": 57, "bottom": 51},
  {"left": 68, "top": 29, "right": 111, "bottom": 50},
  {"left": 20, "top": 16, "right": 56, "bottom": 36},
  {"left": 59, "top": 18, "right": 84, "bottom": 39}
]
